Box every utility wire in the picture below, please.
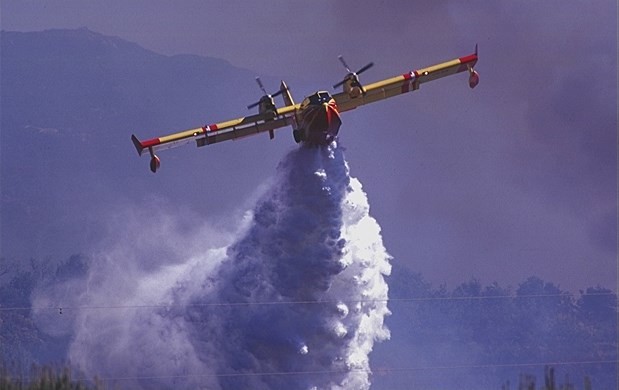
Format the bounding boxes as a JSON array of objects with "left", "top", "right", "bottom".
[
  {"left": 0, "top": 292, "right": 616, "bottom": 313},
  {"left": 14, "top": 358, "right": 618, "bottom": 383}
]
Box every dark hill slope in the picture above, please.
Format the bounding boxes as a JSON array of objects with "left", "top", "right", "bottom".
[{"left": 1, "top": 28, "right": 274, "bottom": 259}]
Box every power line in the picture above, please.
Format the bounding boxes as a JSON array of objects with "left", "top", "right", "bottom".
[
  {"left": 14, "top": 358, "right": 617, "bottom": 383},
  {"left": 0, "top": 292, "right": 616, "bottom": 314}
]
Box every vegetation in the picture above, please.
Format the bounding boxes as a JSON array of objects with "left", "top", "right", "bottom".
[
  {"left": 0, "top": 365, "right": 102, "bottom": 390},
  {"left": 1, "top": 256, "right": 617, "bottom": 388},
  {"left": 501, "top": 365, "right": 593, "bottom": 390},
  {"left": 386, "top": 268, "right": 618, "bottom": 389}
]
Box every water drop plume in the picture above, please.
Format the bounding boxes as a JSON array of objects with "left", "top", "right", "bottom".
[
  {"left": 186, "top": 143, "right": 392, "bottom": 389},
  {"left": 32, "top": 142, "right": 391, "bottom": 390}
]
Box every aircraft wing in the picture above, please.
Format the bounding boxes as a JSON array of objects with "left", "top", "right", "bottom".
[
  {"left": 334, "top": 49, "right": 479, "bottom": 113},
  {"left": 131, "top": 103, "right": 300, "bottom": 172}
]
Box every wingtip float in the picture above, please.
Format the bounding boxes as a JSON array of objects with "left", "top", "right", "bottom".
[{"left": 132, "top": 46, "right": 479, "bottom": 173}]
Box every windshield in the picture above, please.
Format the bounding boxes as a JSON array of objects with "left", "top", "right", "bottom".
[{"left": 307, "top": 91, "right": 332, "bottom": 105}]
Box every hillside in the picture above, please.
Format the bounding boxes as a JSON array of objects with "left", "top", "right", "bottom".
[{"left": 1, "top": 28, "right": 278, "bottom": 261}]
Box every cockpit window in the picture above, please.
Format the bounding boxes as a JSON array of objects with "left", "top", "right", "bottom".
[{"left": 307, "top": 91, "right": 332, "bottom": 105}]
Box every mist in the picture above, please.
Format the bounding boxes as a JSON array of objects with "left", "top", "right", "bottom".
[{"left": 31, "top": 142, "right": 392, "bottom": 389}]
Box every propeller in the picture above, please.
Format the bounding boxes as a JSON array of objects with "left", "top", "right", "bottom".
[
  {"left": 333, "top": 56, "right": 374, "bottom": 89},
  {"left": 247, "top": 77, "right": 284, "bottom": 109}
]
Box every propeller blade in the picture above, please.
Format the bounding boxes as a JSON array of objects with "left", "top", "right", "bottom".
[
  {"left": 333, "top": 80, "right": 346, "bottom": 89},
  {"left": 338, "top": 55, "right": 351, "bottom": 73},
  {"left": 334, "top": 56, "right": 374, "bottom": 90},
  {"left": 249, "top": 79, "right": 285, "bottom": 110},
  {"left": 356, "top": 62, "right": 374, "bottom": 75},
  {"left": 255, "top": 77, "right": 267, "bottom": 95}
]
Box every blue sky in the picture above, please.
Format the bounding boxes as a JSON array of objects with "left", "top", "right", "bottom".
[{"left": 2, "top": 0, "right": 617, "bottom": 291}]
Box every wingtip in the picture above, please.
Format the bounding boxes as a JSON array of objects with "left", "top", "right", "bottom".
[{"left": 131, "top": 134, "right": 144, "bottom": 156}]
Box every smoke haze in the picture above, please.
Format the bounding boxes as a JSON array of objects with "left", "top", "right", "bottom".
[{"left": 32, "top": 143, "right": 392, "bottom": 389}]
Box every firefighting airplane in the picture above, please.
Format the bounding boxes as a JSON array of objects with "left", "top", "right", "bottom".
[{"left": 132, "top": 46, "right": 479, "bottom": 173}]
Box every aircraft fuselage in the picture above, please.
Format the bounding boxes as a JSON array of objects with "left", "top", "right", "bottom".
[{"left": 295, "top": 91, "right": 342, "bottom": 146}]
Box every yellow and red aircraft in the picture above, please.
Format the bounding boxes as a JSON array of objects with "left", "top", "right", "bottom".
[{"left": 132, "top": 46, "right": 479, "bottom": 173}]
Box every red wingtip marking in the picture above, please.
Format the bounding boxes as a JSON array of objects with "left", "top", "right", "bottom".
[
  {"left": 132, "top": 134, "right": 161, "bottom": 156},
  {"left": 459, "top": 54, "right": 478, "bottom": 65},
  {"left": 141, "top": 138, "right": 161, "bottom": 148}
]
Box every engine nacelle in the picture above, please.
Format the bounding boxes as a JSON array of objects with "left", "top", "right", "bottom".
[{"left": 343, "top": 75, "right": 364, "bottom": 98}]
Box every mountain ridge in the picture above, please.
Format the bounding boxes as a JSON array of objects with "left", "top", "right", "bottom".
[{"left": 0, "top": 28, "right": 281, "bottom": 261}]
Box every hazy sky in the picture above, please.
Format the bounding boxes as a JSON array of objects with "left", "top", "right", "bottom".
[{"left": 2, "top": 0, "right": 617, "bottom": 291}]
